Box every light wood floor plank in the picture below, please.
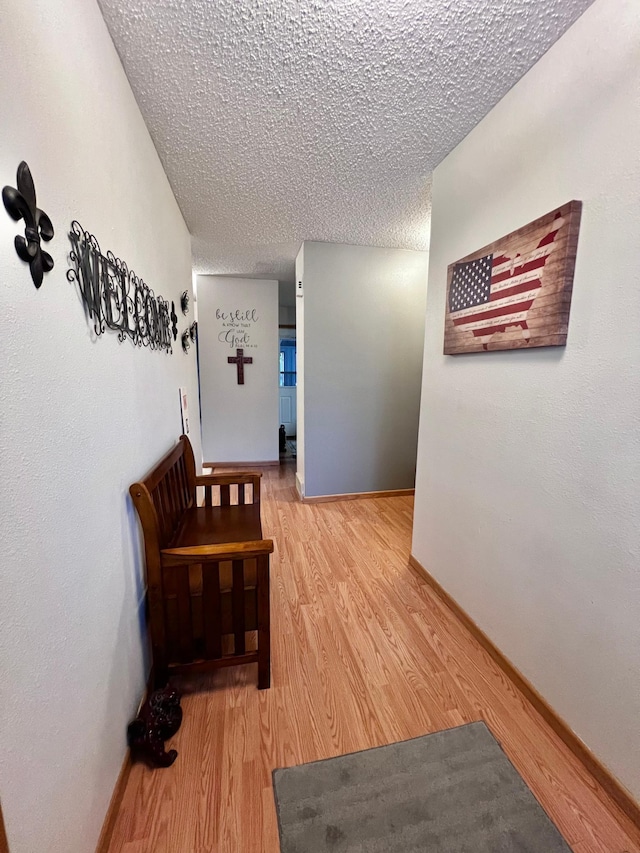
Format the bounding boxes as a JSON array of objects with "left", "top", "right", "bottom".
[{"left": 106, "top": 462, "right": 640, "bottom": 853}]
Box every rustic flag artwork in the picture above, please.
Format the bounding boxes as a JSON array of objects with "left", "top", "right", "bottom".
[{"left": 443, "top": 200, "right": 582, "bottom": 354}]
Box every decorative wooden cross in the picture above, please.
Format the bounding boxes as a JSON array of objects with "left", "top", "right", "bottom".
[{"left": 228, "top": 348, "right": 253, "bottom": 384}]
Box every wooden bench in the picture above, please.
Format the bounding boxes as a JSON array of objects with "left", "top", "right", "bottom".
[{"left": 130, "top": 435, "right": 273, "bottom": 689}]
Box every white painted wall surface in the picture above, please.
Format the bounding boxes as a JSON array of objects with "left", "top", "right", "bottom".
[
  {"left": 197, "top": 276, "right": 279, "bottom": 463},
  {"left": 0, "top": 2, "right": 201, "bottom": 851},
  {"left": 295, "top": 247, "right": 306, "bottom": 496},
  {"left": 300, "top": 242, "right": 428, "bottom": 498},
  {"left": 412, "top": 0, "right": 640, "bottom": 800}
]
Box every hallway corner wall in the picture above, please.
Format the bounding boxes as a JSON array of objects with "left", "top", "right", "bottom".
[
  {"left": 298, "top": 241, "right": 428, "bottom": 498},
  {"left": 197, "top": 276, "right": 279, "bottom": 464},
  {"left": 413, "top": 0, "right": 640, "bottom": 801},
  {"left": 0, "top": 1, "right": 201, "bottom": 851}
]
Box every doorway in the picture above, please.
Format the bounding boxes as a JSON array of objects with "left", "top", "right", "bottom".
[{"left": 279, "top": 335, "right": 296, "bottom": 442}]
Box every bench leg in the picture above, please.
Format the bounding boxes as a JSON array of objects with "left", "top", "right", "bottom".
[
  {"left": 153, "top": 660, "right": 169, "bottom": 690},
  {"left": 151, "top": 639, "right": 170, "bottom": 690},
  {"left": 257, "top": 555, "right": 271, "bottom": 689},
  {"left": 258, "top": 644, "right": 270, "bottom": 689}
]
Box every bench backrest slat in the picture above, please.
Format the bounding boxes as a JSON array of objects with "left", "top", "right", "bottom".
[
  {"left": 144, "top": 441, "right": 185, "bottom": 493},
  {"left": 131, "top": 435, "right": 197, "bottom": 550}
]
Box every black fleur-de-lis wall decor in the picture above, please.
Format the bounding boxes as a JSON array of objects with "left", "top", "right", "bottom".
[
  {"left": 171, "top": 301, "right": 178, "bottom": 341},
  {"left": 3, "top": 161, "right": 54, "bottom": 288}
]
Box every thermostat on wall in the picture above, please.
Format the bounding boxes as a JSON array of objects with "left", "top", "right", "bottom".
[{"left": 296, "top": 279, "right": 303, "bottom": 297}]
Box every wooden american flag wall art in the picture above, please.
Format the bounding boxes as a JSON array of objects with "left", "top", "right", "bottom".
[{"left": 443, "top": 200, "right": 582, "bottom": 354}]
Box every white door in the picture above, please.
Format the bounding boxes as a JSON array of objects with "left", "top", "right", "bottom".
[{"left": 279, "top": 387, "right": 297, "bottom": 437}]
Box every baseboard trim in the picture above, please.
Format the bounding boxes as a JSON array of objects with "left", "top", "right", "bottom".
[
  {"left": 303, "top": 488, "right": 415, "bottom": 504},
  {"left": 408, "top": 554, "right": 640, "bottom": 834},
  {"left": 94, "top": 749, "right": 132, "bottom": 853},
  {"left": 0, "top": 802, "right": 9, "bottom": 853},
  {"left": 203, "top": 460, "right": 280, "bottom": 469},
  {"left": 95, "top": 669, "right": 155, "bottom": 853}
]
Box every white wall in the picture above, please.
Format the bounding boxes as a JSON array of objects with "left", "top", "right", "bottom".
[
  {"left": 298, "top": 241, "right": 428, "bottom": 498},
  {"left": 197, "top": 276, "right": 279, "bottom": 463},
  {"left": 295, "top": 247, "right": 306, "bottom": 496},
  {"left": 413, "top": 0, "right": 640, "bottom": 801},
  {"left": 0, "top": 2, "right": 202, "bottom": 851}
]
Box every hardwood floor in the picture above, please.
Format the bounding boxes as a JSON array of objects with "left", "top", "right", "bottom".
[{"left": 106, "top": 461, "right": 640, "bottom": 852}]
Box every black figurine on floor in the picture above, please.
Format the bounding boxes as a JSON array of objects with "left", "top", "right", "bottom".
[
  {"left": 127, "top": 685, "right": 183, "bottom": 768},
  {"left": 279, "top": 424, "right": 287, "bottom": 454}
]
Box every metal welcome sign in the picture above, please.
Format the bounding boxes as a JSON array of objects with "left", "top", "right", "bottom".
[{"left": 67, "top": 220, "right": 175, "bottom": 353}]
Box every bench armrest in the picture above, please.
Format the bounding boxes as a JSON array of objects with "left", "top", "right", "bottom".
[{"left": 161, "top": 539, "right": 274, "bottom": 565}]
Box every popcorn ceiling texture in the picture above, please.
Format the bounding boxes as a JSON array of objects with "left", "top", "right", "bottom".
[{"left": 97, "top": 0, "right": 595, "bottom": 281}]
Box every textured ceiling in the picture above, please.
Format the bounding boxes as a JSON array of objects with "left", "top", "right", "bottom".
[{"left": 97, "top": 0, "right": 594, "bottom": 283}]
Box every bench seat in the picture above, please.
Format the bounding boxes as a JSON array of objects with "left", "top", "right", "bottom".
[{"left": 172, "top": 504, "right": 262, "bottom": 548}]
